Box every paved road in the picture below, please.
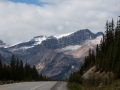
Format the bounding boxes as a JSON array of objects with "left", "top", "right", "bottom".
[
  {"left": 51, "top": 82, "right": 68, "bottom": 90},
  {"left": 0, "top": 81, "right": 57, "bottom": 90}
]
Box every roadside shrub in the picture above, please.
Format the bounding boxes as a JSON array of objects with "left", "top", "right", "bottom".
[{"left": 67, "top": 82, "right": 82, "bottom": 90}]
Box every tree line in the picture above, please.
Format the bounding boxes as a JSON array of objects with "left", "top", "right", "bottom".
[
  {"left": 0, "top": 55, "right": 50, "bottom": 81},
  {"left": 68, "top": 17, "right": 120, "bottom": 84}
]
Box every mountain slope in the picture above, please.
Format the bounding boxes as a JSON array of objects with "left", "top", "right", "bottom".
[
  {"left": 0, "top": 40, "right": 8, "bottom": 48},
  {"left": 70, "top": 35, "right": 102, "bottom": 58},
  {"left": 68, "top": 18, "right": 120, "bottom": 90},
  {"left": 0, "top": 47, "right": 13, "bottom": 63},
  {"left": 55, "top": 45, "right": 81, "bottom": 54},
  {"left": 42, "top": 29, "right": 103, "bottom": 50},
  {"left": 7, "top": 35, "right": 47, "bottom": 52},
  {"left": 9, "top": 44, "right": 81, "bottom": 79},
  {"left": 0, "top": 29, "right": 103, "bottom": 79},
  {"left": 7, "top": 29, "right": 103, "bottom": 52},
  {"left": 12, "top": 45, "right": 48, "bottom": 65},
  {"left": 36, "top": 51, "right": 80, "bottom": 79}
]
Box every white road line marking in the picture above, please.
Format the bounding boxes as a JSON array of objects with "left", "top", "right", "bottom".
[{"left": 30, "top": 82, "right": 50, "bottom": 90}]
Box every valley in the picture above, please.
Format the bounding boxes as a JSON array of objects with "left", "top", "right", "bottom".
[{"left": 0, "top": 0, "right": 119, "bottom": 90}]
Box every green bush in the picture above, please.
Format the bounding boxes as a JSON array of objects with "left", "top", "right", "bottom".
[
  {"left": 68, "top": 72, "right": 82, "bottom": 84},
  {"left": 67, "top": 82, "right": 82, "bottom": 90}
]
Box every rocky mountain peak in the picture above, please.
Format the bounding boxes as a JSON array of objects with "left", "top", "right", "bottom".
[
  {"left": 48, "top": 35, "right": 57, "bottom": 39},
  {"left": 0, "top": 29, "right": 103, "bottom": 79},
  {"left": 32, "top": 35, "right": 47, "bottom": 40},
  {"left": 41, "top": 29, "right": 103, "bottom": 49},
  {"left": 31, "top": 35, "right": 47, "bottom": 45},
  {"left": 0, "top": 40, "right": 3, "bottom": 44},
  {"left": 0, "top": 39, "right": 8, "bottom": 48}
]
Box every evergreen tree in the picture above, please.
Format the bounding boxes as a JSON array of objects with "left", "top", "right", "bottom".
[
  {"left": 0, "top": 55, "right": 50, "bottom": 81},
  {"left": 0, "top": 59, "right": 3, "bottom": 80},
  {"left": 32, "top": 66, "right": 39, "bottom": 81},
  {"left": 19, "top": 60, "right": 24, "bottom": 81},
  {"left": 10, "top": 55, "right": 16, "bottom": 81},
  {"left": 68, "top": 17, "right": 120, "bottom": 85}
]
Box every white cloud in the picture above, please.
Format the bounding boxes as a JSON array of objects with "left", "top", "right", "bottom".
[{"left": 0, "top": 0, "right": 119, "bottom": 44}]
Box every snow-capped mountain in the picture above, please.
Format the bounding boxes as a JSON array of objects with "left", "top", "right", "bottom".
[
  {"left": 0, "top": 48, "right": 13, "bottom": 63},
  {"left": 41, "top": 29, "right": 103, "bottom": 50},
  {"left": 0, "top": 40, "right": 8, "bottom": 48},
  {"left": 0, "top": 40, "right": 12, "bottom": 63},
  {"left": 54, "top": 32, "right": 74, "bottom": 39},
  {"left": 7, "top": 35, "right": 47, "bottom": 52},
  {"left": 7, "top": 29, "right": 103, "bottom": 52},
  {"left": 31, "top": 35, "right": 47, "bottom": 45},
  {"left": 0, "top": 29, "right": 103, "bottom": 79}
]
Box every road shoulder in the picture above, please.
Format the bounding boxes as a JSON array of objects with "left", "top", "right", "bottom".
[{"left": 50, "top": 81, "right": 68, "bottom": 90}]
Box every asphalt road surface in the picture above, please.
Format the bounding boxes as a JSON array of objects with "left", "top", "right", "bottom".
[{"left": 0, "top": 81, "right": 57, "bottom": 90}]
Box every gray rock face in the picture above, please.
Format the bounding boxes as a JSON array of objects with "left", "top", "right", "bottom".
[
  {"left": 0, "top": 39, "right": 12, "bottom": 63},
  {"left": 0, "top": 40, "right": 8, "bottom": 48},
  {"left": 0, "top": 29, "right": 103, "bottom": 79},
  {"left": 36, "top": 51, "right": 80, "bottom": 79},
  {"left": 0, "top": 40, "right": 4, "bottom": 44},
  {"left": 9, "top": 44, "right": 80, "bottom": 79},
  {"left": 42, "top": 29, "right": 103, "bottom": 49},
  {"left": 8, "top": 35, "right": 47, "bottom": 52},
  {"left": 0, "top": 48, "right": 13, "bottom": 63},
  {"left": 11, "top": 45, "right": 48, "bottom": 66},
  {"left": 0, "top": 53, "right": 7, "bottom": 64}
]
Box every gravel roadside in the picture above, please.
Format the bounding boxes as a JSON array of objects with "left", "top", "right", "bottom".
[{"left": 50, "top": 81, "right": 68, "bottom": 90}]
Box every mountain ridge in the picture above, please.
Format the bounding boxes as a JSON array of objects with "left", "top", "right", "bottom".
[{"left": 0, "top": 29, "right": 103, "bottom": 79}]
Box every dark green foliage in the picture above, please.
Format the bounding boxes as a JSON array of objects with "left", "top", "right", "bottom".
[
  {"left": 82, "top": 18, "right": 120, "bottom": 78},
  {"left": 96, "top": 19, "right": 120, "bottom": 77},
  {"left": 68, "top": 17, "right": 120, "bottom": 86},
  {"left": 0, "top": 55, "right": 50, "bottom": 81},
  {"left": 67, "top": 50, "right": 96, "bottom": 84},
  {"left": 80, "top": 49, "right": 96, "bottom": 73},
  {"left": 67, "top": 82, "right": 82, "bottom": 90},
  {"left": 68, "top": 72, "right": 82, "bottom": 84},
  {"left": 19, "top": 60, "right": 24, "bottom": 81},
  {"left": 0, "top": 59, "right": 3, "bottom": 80}
]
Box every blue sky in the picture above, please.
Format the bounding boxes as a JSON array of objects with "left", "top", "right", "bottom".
[
  {"left": 0, "top": 0, "right": 119, "bottom": 44},
  {"left": 9, "top": 0, "right": 45, "bottom": 6}
]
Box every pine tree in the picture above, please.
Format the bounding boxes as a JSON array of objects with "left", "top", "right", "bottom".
[
  {"left": 16, "top": 59, "right": 20, "bottom": 81},
  {"left": 19, "top": 60, "right": 24, "bottom": 81},
  {"left": 10, "top": 55, "right": 16, "bottom": 81},
  {"left": 32, "top": 66, "right": 39, "bottom": 81},
  {"left": 68, "top": 17, "right": 120, "bottom": 85},
  {"left": 0, "top": 59, "right": 3, "bottom": 80}
]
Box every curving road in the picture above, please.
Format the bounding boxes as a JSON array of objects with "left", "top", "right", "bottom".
[{"left": 0, "top": 81, "right": 57, "bottom": 90}]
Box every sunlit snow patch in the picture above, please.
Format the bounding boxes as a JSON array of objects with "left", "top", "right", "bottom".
[
  {"left": 54, "top": 32, "right": 74, "bottom": 39},
  {"left": 32, "top": 35, "right": 47, "bottom": 45},
  {"left": 56, "top": 45, "right": 81, "bottom": 54}
]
